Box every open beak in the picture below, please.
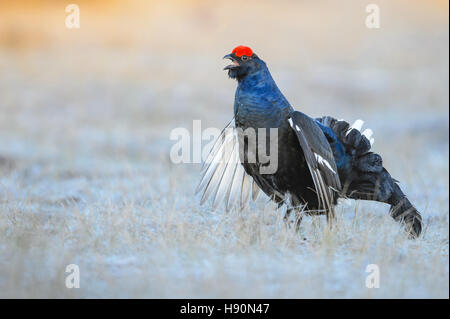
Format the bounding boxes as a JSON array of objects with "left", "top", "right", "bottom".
[{"left": 223, "top": 54, "right": 239, "bottom": 70}]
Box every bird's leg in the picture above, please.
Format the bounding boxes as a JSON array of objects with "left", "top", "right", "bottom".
[
  {"left": 285, "top": 207, "right": 305, "bottom": 234},
  {"left": 294, "top": 212, "right": 303, "bottom": 232},
  {"left": 326, "top": 208, "right": 336, "bottom": 230},
  {"left": 283, "top": 208, "right": 293, "bottom": 225}
]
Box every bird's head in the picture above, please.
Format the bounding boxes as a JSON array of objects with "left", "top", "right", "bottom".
[{"left": 223, "top": 45, "right": 262, "bottom": 81}]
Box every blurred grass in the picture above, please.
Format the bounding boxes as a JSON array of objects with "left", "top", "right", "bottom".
[{"left": 0, "top": 0, "right": 448, "bottom": 298}]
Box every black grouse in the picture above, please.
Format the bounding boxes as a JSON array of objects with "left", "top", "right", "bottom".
[{"left": 197, "top": 45, "right": 422, "bottom": 238}]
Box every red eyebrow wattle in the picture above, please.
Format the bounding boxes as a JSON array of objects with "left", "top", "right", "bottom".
[{"left": 232, "top": 46, "right": 253, "bottom": 57}]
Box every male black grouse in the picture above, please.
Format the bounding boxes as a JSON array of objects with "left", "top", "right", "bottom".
[{"left": 197, "top": 45, "right": 422, "bottom": 238}]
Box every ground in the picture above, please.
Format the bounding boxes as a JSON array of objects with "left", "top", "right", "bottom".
[{"left": 0, "top": 0, "right": 448, "bottom": 298}]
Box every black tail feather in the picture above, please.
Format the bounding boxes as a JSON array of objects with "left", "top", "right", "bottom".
[
  {"left": 346, "top": 169, "right": 423, "bottom": 238},
  {"left": 387, "top": 182, "right": 423, "bottom": 238},
  {"left": 317, "top": 116, "right": 423, "bottom": 238}
]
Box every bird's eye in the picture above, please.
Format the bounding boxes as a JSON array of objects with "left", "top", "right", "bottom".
[{"left": 241, "top": 55, "right": 248, "bottom": 61}]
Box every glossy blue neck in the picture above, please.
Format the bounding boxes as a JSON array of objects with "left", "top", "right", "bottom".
[{"left": 235, "top": 59, "right": 291, "bottom": 114}]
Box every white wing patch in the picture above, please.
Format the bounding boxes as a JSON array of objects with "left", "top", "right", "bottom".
[
  {"left": 314, "top": 153, "right": 336, "bottom": 174},
  {"left": 346, "top": 119, "right": 375, "bottom": 146},
  {"left": 196, "top": 120, "right": 260, "bottom": 211}
]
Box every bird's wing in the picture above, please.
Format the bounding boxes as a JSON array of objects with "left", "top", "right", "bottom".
[
  {"left": 196, "top": 119, "right": 260, "bottom": 211},
  {"left": 288, "top": 111, "right": 342, "bottom": 214}
]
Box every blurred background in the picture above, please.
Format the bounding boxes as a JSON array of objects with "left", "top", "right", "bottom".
[
  {"left": 0, "top": 0, "right": 448, "bottom": 160},
  {"left": 0, "top": 0, "right": 448, "bottom": 298}
]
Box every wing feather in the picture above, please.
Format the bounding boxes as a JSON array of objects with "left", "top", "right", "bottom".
[
  {"left": 226, "top": 161, "right": 245, "bottom": 211},
  {"left": 251, "top": 179, "right": 260, "bottom": 202},
  {"left": 212, "top": 142, "right": 238, "bottom": 209},
  {"left": 197, "top": 119, "right": 261, "bottom": 211},
  {"left": 196, "top": 131, "right": 234, "bottom": 194},
  {"left": 240, "top": 172, "right": 252, "bottom": 210},
  {"left": 288, "top": 112, "right": 342, "bottom": 215},
  {"left": 200, "top": 119, "right": 234, "bottom": 173}
]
